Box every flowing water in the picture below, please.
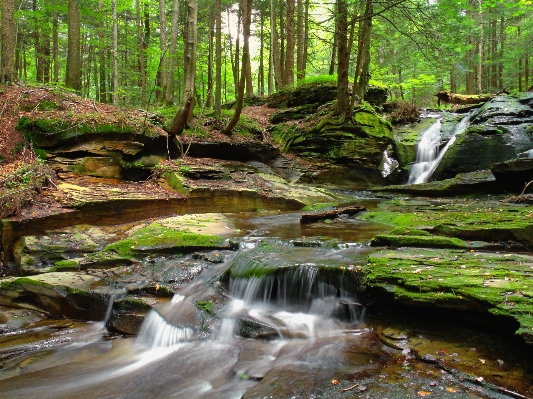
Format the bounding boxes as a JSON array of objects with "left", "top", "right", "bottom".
[
  {"left": 408, "top": 112, "right": 473, "bottom": 184},
  {"left": 1, "top": 206, "right": 532, "bottom": 398}
]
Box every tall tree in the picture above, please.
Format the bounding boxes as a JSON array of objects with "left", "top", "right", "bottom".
[
  {"left": 214, "top": 0, "right": 222, "bottom": 117},
  {"left": 65, "top": 0, "right": 82, "bottom": 91},
  {"left": 112, "top": 0, "right": 119, "bottom": 104},
  {"left": 335, "top": 0, "right": 349, "bottom": 115},
  {"left": 224, "top": 0, "right": 253, "bottom": 134},
  {"left": 270, "top": 0, "right": 282, "bottom": 90},
  {"left": 284, "top": 0, "right": 295, "bottom": 86},
  {"left": 170, "top": 0, "right": 198, "bottom": 135},
  {"left": 156, "top": 0, "right": 168, "bottom": 103},
  {"left": 166, "top": 0, "right": 180, "bottom": 104},
  {"left": 1, "top": 0, "right": 15, "bottom": 83}
]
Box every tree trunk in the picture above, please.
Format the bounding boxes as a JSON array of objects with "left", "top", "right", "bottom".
[
  {"left": 223, "top": 0, "right": 253, "bottom": 135},
  {"left": 284, "top": 0, "right": 295, "bottom": 86},
  {"left": 1, "top": 0, "right": 15, "bottom": 83},
  {"left": 66, "top": 0, "right": 82, "bottom": 92},
  {"left": 214, "top": 0, "right": 222, "bottom": 117},
  {"left": 476, "top": 0, "right": 483, "bottom": 94},
  {"left": 336, "top": 0, "right": 349, "bottom": 115},
  {"left": 329, "top": 16, "right": 337, "bottom": 76},
  {"left": 296, "top": 0, "right": 304, "bottom": 81},
  {"left": 98, "top": 1, "right": 107, "bottom": 102},
  {"left": 52, "top": 11, "right": 59, "bottom": 83},
  {"left": 525, "top": 54, "right": 530, "bottom": 91},
  {"left": 270, "top": 0, "right": 282, "bottom": 90},
  {"left": 112, "top": 0, "right": 119, "bottom": 104},
  {"left": 499, "top": 17, "right": 504, "bottom": 90},
  {"left": 518, "top": 26, "right": 522, "bottom": 92},
  {"left": 259, "top": 8, "right": 265, "bottom": 95},
  {"left": 156, "top": 0, "right": 168, "bottom": 103},
  {"left": 170, "top": 0, "right": 198, "bottom": 136},
  {"left": 490, "top": 19, "right": 497, "bottom": 91},
  {"left": 303, "top": 0, "right": 309, "bottom": 79},
  {"left": 352, "top": 0, "right": 373, "bottom": 106},
  {"left": 136, "top": 0, "right": 147, "bottom": 107},
  {"left": 166, "top": 0, "right": 180, "bottom": 105},
  {"left": 206, "top": 11, "right": 215, "bottom": 107}
]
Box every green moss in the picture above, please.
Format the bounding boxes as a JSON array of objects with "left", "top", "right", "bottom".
[
  {"left": 360, "top": 203, "right": 533, "bottom": 246},
  {"left": 99, "top": 224, "right": 226, "bottom": 259},
  {"left": 371, "top": 233, "right": 469, "bottom": 248},
  {"left": 49, "top": 260, "right": 80, "bottom": 272},
  {"left": 197, "top": 300, "right": 216, "bottom": 316},
  {"left": 301, "top": 202, "right": 338, "bottom": 212},
  {"left": 366, "top": 247, "right": 533, "bottom": 339},
  {"left": 164, "top": 171, "right": 190, "bottom": 194}
]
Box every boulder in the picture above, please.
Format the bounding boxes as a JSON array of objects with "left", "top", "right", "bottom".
[{"left": 433, "top": 93, "right": 533, "bottom": 180}]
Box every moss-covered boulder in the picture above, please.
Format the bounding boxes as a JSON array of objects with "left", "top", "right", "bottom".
[
  {"left": 106, "top": 296, "right": 154, "bottom": 335},
  {"left": 371, "top": 227, "right": 472, "bottom": 248},
  {"left": 361, "top": 199, "right": 533, "bottom": 248},
  {"left": 366, "top": 247, "right": 533, "bottom": 344},
  {"left": 433, "top": 93, "right": 533, "bottom": 181},
  {"left": 13, "top": 231, "right": 104, "bottom": 275},
  {"left": 0, "top": 273, "right": 108, "bottom": 320},
  {"left": 272, "top": 104, "right": 396, "bottom": 187}
]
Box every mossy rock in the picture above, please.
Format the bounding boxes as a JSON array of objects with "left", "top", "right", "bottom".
[
  {"left": 366, "top": 247, "right": 533, "bottom": 344},
  {"left": 91, "top": 223, "right": 231, "bottom": 263},
  {"left": 360, "top": 201, "right": 533, "bottom": 248},
  {"left": 17, "top": 115, "right": 165, "bottom": 148},
  {"left": 371, "top": 227, "right": 470, "bottom": 248},
  {"left": 0, "top": 273, "right": 108, "bottom": 320}
]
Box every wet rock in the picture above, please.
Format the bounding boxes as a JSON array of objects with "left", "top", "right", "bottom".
[
  {"left": 434, "top": 93, "right": 533, "bottom": 180},
  {"left": 0, "top": 273, "right": 109, "bottom": 320},
  {"left": 185, "top": 142, "right": 279, "bottom": 163},
  {"left": 106, "top": 296, "right": 153, "bottom": 335},
  {"left": 239, "top": 318, "right": 279, "bottom": 339},
  {"left": 491, "top": 158, "right": 533, "bottom": 192}
]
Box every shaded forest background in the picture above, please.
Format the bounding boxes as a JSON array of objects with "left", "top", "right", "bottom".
[{"left": 1, "top": 0, "right": 532, "bottom": 113}]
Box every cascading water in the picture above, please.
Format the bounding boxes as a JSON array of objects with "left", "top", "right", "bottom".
[{"left": 408, "top": 112, "right": 474, "bottom": 184}]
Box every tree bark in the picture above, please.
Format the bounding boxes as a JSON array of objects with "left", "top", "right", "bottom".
[
  {"left": 259, "top": 8, "right": 265, "bottom": 95},
  {"left": 296, "top": 0, "right": 304, "bottom": 81},
  {"left": 156, "top": 0, "right": 168, "bottom": 103},
  {"left": 223, "top": 0, "right": 253, "bottom": 135},
  {"left": 98, "top": 1, "right": 107, "bottom": 102},
  {"left": 351, "top": 0, "right": 373, "bottom": 109},
  {"left": 1, "top": 0, "right": 15, "bottom": 83},
  {"left": 166, "top": 0, "right": 180, "bottom": 105},
  {"left": 112, "top": 0, "right": 119, "bottom": 104},
  {"left": 270, "top": 0, "right": 282, "bottom": 90},
  {"left": 52, "top": 11, "right": 59, "bottom": 83},
  {"left": 214, "top": 0, "right": 222, "bottom": 117},
  {"left": 336, "top": 0, "right": 349, "bottom": 115},
  {"left": 66, "top": 0, "right": 82, "bottom": 92},
  {"left": 206, "top": 11, "right": 215, "bottom": 107},
  {"left": 284, "top": 0, "right": 295, "bottom": 86},
  {"left": 170, "top": 0, "right": 198, "bottom": 135}
]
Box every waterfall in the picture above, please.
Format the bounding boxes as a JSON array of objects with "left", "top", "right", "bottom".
[
  {"left": 408, "top": 112, "right": 473, "bottom": 184},
  {"left": 136, "top": 295, "right": 194, "bottom": 348}
]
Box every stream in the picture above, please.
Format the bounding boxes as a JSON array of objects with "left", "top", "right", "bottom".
[{"left": 1, "top": 198, "right": 532, "bottom": 398}]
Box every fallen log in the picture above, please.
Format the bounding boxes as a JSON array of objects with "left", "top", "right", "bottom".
[
  {"left": 300, "top": 205, "right": 366, "bottom": 224},
  {"left": 435, "top": 91, "right": 494, "bottom": 107}
]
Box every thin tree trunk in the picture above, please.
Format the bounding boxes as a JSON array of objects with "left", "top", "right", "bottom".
[
  {"left": 336, "top": 0, "right": 349, "bottom": 115},
  {"left": 296, "top": 0, "right": 304, "bottom": 81},
  {"left": 136, "top": 0, "right": 146, "bottom": 107},
  {"left": 112, "top": 0, "right": 118, "bottom": 104},
  {"left": 270, "top": 0, "right": 282, "bottom": 90},
  {"left": 166, "top": 0, "right": 179, "bottom": 105},
  {"left": 329, "top": 18, "right": 337, "bottom": 76},
  {"left": 156, "top": 0, "right": 167, "bottom": 103},
  {"left": 476, "top": 0, "right": 483, "bottom": 94},
  {"left": 490, "top": 19, "right": 497, "bottom": 91},
  {"left": 52, "top": 10, "right": 60, "bottom": 83},
  {"left": 224, "top": 0, "right": 253, "bottom": 135},
  {"left": 302, "top": 0, "right": 309, "bottom": 79},
  {"left": 170, "top": 0, "right": 198, "bottom": 136},
  {"left": 259, "top": 8, "right": 265, "bottom": 95},
  {"left": 352, "top": 0, "right": 373, "bottom": 108},
  {"left": 499, "top": 17, "right": 504, "bottom": 90},
  {"left": 66, "top": 0, "right": 81, "bottom": 91},
  {"left": 1, "top": 0, "right": 15, "bottom": 83},
  {"left": 525, "top": 54, "right": 529, "bottom": 91},
  {"left": 206, "top": 11, "right": 214, "bottom": 107},
  {"left": 214, "top": 0, "right": 222, "bottom": 117},
  {"left": 98, "top": 1, "right": 107, "bottom": 102}
]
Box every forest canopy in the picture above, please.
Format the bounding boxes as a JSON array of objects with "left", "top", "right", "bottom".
[{"left": 0, "top": 0, "right": 532, "bottom": 111}]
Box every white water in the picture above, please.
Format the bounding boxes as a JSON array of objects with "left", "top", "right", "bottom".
[{"left": 408, "top": 112, "right": 473, "bottom": 184}]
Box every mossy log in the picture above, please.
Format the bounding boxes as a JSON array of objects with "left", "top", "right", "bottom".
[
  {"left": 300, "top": 205, "right": 366, "bottom": 223},
  {"left": 435, "top": 91, "right": 494, "bottom": 106}
]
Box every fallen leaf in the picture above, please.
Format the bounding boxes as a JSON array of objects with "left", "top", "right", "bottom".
[
  {"left": 155, "top": 284, "right": 160, "bottom": 292},
  {"left": 331, "top": 379, "right": 339, "bottom": 385},
  {"left": 446, "top": 387, "right": 457, "bottom": 393},
  {"left": 418, "top": 391, "right": 432, "bottom": 396}
]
